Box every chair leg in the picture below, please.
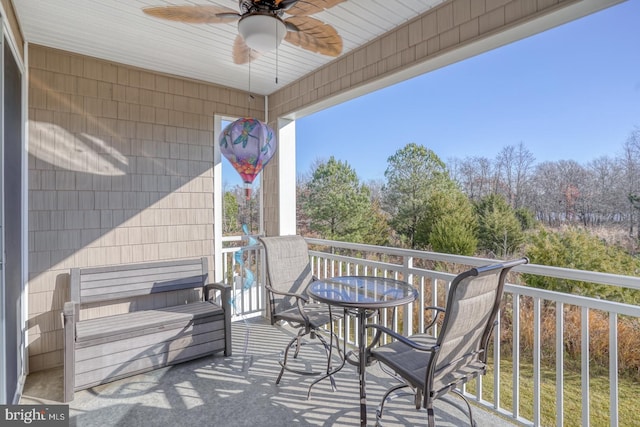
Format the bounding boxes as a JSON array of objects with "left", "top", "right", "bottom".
[
  {"left": 427, "top": 399, "right": 436, "bottom": 427},
  {"left": 276, "top": 333, "right": 301, "bottom": 384},
  {"left": 278, "top": 326, "right": 345, "bottom": 395},
  {"left": 375, "top": 383, "right": 413, "bottom": 422},
  {"left": 293, "top": 332, "right": 303, "bottom": 358},
  {"left": 450, "top": 389, "right": 475, "bottom": 427},
  {"left": 306, "top": 329, "right": 345, "bottom": 399}
]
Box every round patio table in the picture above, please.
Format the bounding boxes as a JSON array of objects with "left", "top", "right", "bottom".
[{"left": 307, "top": 276, "right": 418, "bottom": 427}]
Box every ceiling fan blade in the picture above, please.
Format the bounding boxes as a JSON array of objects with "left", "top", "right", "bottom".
[
  {"left": 275, "top": 0, "right": 303, "bottom": 9},
  {"left": 285, "top": 0, "right": 347, "bottom": 16},
  {"left": 233, "top": 35, "right": 262, "bottom": 65},
  {"left": 284, "top": 16, "right": 342, "bottom": 57},
  {"left": 143, "top": 5, "right": 240, "bottom": 24}
]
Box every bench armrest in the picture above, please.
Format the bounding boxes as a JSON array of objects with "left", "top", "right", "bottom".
[
  {"left": 204, "top": 282, "right": 231, "bottom": 304},
  {"left": 63, "top": 301, "right": 78, "bottom": 402},
  {"left": 204, "top": 282, "right": 232, "bottom": 356},
  {"left": 63, "top": 301, "right": 78, "bottom": 318}
]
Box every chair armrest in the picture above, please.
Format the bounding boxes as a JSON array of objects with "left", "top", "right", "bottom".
[
  {"left": 365, "top": 324, "right": 436, "bottom": 353},
  {"left": 269, "top": 287, "right": 309, "bottom": 303},
  {"left": 479, "top": 319, "right": 500, "bottom": 363},
  {"left": 424, "top": 306, "right": 445, "bottom": 332}
]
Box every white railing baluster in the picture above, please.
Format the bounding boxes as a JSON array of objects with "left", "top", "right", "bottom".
[
  {"left": 533, "top": 297, "right": 541, "bottom": 426},
  {"left": 556, "top": 301, "right": 564, "bottom": 427},
  {"left": 419, "top": 276, "right": 425, "bottom": 334},
  {"left": 582, "top": 306, "right": 590, "bottom": 426},
  {"left": 513, "top": 294, "right": 520, "bottom": 421},
  {"left": 609, "top": 313, "right": 618, "bottom": 427},
  {"left": 494, "top": 309, "right": 501, "bottom": 410},
  {"left": 403, "top": 256, "right": 414, "bottom": 336},
  {"left": 432, "top": 278, "right": 439, "bottom": 336}
]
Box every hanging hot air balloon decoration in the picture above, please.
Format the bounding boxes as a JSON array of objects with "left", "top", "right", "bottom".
[{"left": 219, "top": 117, "right": 277, "bottom": 200}]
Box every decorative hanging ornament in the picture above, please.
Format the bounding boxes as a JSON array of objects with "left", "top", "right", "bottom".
[{"left": 219, "top": 117, "right": 277, "bottom": 199}]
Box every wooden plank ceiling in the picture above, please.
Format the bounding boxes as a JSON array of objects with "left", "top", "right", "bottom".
[{"left": 13, "top": 0, "right": 448, "bottom": 95}]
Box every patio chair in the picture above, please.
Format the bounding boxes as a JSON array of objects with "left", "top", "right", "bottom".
[
  {"left": 365, "top": 257, "right": 529, "bottom": 426},
  {"left": 258, "top": 235, "right": 343, "bottom": 397}
]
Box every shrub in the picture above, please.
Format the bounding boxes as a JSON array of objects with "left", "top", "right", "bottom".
[
  {"left": 524, "top": 227, "right": 640, "bottom": 304},
  {"left": 515, "top": 207, "right": 537, "bottom": 230}
]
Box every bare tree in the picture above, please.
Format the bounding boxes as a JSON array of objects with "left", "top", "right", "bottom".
[
  {"left": 531, "top": 161, "right": 561, "bottom": 225},
  {"left": 530, "top": 160, "right": 589, "bottom": 225},
  {"left": 495, "top": 145, "right": 515, "bottom": 205},
  {"left": 512, "top": 142, "right": 536, "bottom": 209},
  {"left": 451, "top": 156, "right": 494, "bottom": 202},
  {"left": 620, "top": 129, "right": 640, "bottom": 236},
  {"left": 495, "top": 143, "right": 536, "bottom": 209},
  {"left": 588, "top": 156, "right": 624, "bottom": 225}
]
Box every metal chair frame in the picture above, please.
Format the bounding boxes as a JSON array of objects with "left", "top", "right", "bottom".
[
  {"left": 365, "top": 258, "right": 529, "bottom": 426},
  {"left": 259, "top": 235, "right": 344, "bottom": 398}
]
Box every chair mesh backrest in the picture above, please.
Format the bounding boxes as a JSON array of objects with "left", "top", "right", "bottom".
[
  {"left": 259, "top": 235, "right": 314, "bottom": 315},
  {"left": 430, "top": 265, "right": 508, "bottom": 393}
]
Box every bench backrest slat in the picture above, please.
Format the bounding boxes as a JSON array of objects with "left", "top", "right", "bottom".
[{"left": 71, "top": 258, "right": 208, "bottom": 305}]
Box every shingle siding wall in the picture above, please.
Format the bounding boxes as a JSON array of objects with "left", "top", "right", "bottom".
[{"left": 27, "top": 45, "right": 263, "bottom": 371}]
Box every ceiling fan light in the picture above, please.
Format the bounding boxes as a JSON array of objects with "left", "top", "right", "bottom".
[{"left": 238, "top": 13, "right": 286, "bottom": 52}]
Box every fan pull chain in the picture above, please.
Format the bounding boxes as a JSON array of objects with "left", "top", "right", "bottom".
[
  {"left": 247, "top": 53, "right": 253, "bottom": 117},
  {"left": 275, "top": 19, "right": 279, "bottom": 84}
]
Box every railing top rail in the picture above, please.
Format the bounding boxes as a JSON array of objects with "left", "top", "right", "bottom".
[
  {"left": 309, "top": 246, "right": 640, "bottom": 315},
  {"left": 308, "top": 250, "right": 456, "bottom": 282},
  {"left": 304, "top": 238, "right": 640, "bottom": 291},
  {"left": 504, "top": 283, "right": 640, "bottom": 316}
]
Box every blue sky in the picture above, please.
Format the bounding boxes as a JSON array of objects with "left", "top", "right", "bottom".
[{"left": 223, "top": 0, "right": 640, "bottom": 186}]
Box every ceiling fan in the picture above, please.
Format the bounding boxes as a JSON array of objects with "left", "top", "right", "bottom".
[{"left": 143, "top": 0, "right": 345, "bottom": 64}]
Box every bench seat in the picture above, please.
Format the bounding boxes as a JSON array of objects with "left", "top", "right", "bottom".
[
  {"left": 76, "top": 301, "right": 224, "bottom": 345},
  {"left": 64, "top": 258, "right": 231, "bottom": 401}
]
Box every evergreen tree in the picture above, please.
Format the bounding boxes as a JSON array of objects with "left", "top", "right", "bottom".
[
  {"left": 361, "top": 198, "right": 391, "bottom": 246},
  {"left": 382, "top": 143, "right": 450, "bottom": 248},
  {"left": 419, "top": 189, "right": 478, "bottom": 255},
  {"left": 302, "top": 157, "right": 373, "bottom": 242},
  {"left": 476, "top": 193, "right": 525, "bottom": 256}
]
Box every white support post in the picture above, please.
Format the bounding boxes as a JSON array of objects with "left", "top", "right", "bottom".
[
  {"left": 213, "top": 115, "right": 224, "bottom": 282},
  {"left": 277, "top": 118, "right": 296, "bottom": 236}
]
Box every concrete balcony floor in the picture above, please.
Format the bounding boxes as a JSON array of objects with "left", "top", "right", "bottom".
[{"left": 21, "top": 318, "right": 517, "bottom": 426}]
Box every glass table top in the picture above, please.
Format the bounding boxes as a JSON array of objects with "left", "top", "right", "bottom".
[{"left": 307, "top": 276, "right": 418, "bottom": 309}]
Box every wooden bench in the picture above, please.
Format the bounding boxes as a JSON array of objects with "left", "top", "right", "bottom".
[{"left": 62, "top": 257, "right": 231, "bottom": 402}]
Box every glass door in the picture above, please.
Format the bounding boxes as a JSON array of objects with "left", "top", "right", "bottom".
[
  {"left": 0, "top": 22, "right": 6, "bottom": 405},
  {"left": 1, "top": 27, "right": 24, "bottom": 404}
]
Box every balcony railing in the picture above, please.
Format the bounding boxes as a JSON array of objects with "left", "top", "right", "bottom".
[{"left": 220, "top": 235, "right": 640, "bottom": 427}]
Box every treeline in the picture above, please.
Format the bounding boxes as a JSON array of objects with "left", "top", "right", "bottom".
[
  {"left": 293, "top": 135, "right": 640, "bottom": 304},
  {"left": 449, "top": 129, "right": 640, "bottom": 235}
]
